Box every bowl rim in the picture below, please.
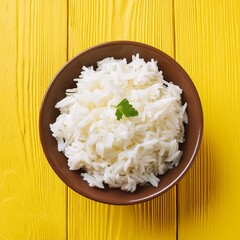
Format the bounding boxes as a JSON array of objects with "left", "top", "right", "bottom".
[{"left": 39, "top": 40, "right": 203, "bottom": 205}]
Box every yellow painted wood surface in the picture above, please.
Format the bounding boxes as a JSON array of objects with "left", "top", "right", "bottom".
[
  {"left": 1, "top": 0, "right": 240, "bottom": 239},
  {"left": 175, "top": 0, "right": 240, "bottom": 239},
  {"left": 0, "top": 1, "right": 67, "bottom": 239}
]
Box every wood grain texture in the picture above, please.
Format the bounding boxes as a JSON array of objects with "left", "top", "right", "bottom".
[
  {"left": 67, "top": 0, "right": 176, "bottom": 239},
  {"left": 2, "top": 0, "right": 240, "bottom": 239},
  {"left": 0, "top": 1, "right": 67, "bottom": 239},
  {"left": 68, "top": 0, "right": 174, "bottom": 57},
  {"left": 175, "top": 0, "right": 240, "bottom": 239}
]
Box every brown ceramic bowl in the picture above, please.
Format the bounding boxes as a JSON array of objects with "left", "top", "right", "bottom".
[{"left": 39, "top": 41, "right": 203, "bottom": 205}]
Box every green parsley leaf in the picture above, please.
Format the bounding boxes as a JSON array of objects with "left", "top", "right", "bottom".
[{"left": 113, "top": 98, "right": 139, "bottom": 120}]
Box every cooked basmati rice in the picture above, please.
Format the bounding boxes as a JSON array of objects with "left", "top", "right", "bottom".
[{"left": 50, "top": 54, "right": 188, "bottom": 192}]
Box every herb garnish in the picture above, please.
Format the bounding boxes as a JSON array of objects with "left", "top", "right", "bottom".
[{"left": 112, "top": 98, "right": 139, "bottom": 120}]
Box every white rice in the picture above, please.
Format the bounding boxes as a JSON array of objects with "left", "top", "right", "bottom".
[{"left": 50, "top": 54, "right": 188, "bottom": 192}]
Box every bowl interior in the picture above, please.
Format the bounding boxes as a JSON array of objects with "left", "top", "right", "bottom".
[{"left": 39, "top": 41, "right": 203, "bottom": 205}]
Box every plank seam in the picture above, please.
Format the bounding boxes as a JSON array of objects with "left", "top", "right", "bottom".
[
  {"left": 66, "top": 1, "right": 69, "bottom": 240},
  {"left": 67, "top": 0, "right": 69, "bottom": 60},
  {"left": 172, "top": 0, "right": 178, "bottom": 240}
]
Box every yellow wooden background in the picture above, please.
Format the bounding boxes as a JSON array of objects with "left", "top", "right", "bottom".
[{"left": 1, "top": 0, "right": 240, "bottom": 239}]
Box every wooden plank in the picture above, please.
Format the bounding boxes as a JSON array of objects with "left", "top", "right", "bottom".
[
  {"left": 67, "top": 1, "right": 176, "bottom": 239},
  {"left": 68, "top": 0, "right": 174, "bottom": 57},
  {"left": 175, "top": 0, "right": 240, "bottom": 239},
  {"left": 0, "top": 1, "right": 68, "bottom": 239}
]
